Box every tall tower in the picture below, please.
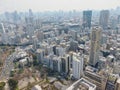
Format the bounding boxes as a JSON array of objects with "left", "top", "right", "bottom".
[
  {"left": 72, "top": 53, "right": 83, "bottom": 79},
  {"left": 83, "top": 10, "right": 92, "bottom": 29},
  {"left": 89, "top": 26, "right": 102, "bottom": 66},
  {"left": 99, "top": 10, "right": 109, "bottom": 30}
]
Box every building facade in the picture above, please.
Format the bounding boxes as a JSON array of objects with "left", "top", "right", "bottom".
[
  {"left": 83, "top": 10, "right": 92, "bottom": 29},
  {"left": 72, "top": 53, "right": 83, "bottom": 79},
  {"left": 99, "top": 10, "right": 109, "bottom": 30},
  {"left": 89, "top": 26, "right": 102, "bottom": 66}
]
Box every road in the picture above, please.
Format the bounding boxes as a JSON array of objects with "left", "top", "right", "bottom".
[{"left": 0, "top": 52, "right": 16, "bottom": 81}]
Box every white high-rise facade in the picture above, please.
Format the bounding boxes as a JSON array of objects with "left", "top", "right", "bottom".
[{"left": 72, "top": 53, "right": 83, "bottom": 79}]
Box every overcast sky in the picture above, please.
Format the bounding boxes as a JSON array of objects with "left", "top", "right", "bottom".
[{"left": 0, "top": 0, "right": 120, "bottom": 13}]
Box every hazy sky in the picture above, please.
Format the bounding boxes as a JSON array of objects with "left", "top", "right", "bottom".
[{"left": 0, "top": 0, "right": 120, "bottom": 13}]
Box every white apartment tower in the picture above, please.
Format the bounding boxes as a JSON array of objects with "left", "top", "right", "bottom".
[{"left": 72, "top": 53, "right": 84, "bottom": 79}]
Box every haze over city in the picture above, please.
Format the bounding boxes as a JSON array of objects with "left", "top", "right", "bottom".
[
  {"left": 0, "top": 0, "right": 120, "bottom": 90},
  {"left": 0, "top": 0, "right": 120, "bottom": 13}
]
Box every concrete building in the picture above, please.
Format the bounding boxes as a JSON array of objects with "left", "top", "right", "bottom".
[
  {"left": 50, "top": 56, "right": 61, "bottom": 72},
  {"left": 83, "top": 10, "right": 92, "bottom": 29},
  {"left": 89, "top": 26, "right": 102, "bottom": 66},
  {"left": 36, "top": 31, "right": 44, "bottom": 42},
  {"left": 69, "top": 40, "right": 78, "bottom": 51},
  {"left": 117, "top": 15, "right": 120, "bottom": 24},
  {"left": 72, "top": 53, "right": 83, "bottom": 79},
  {"left": 31, "top": 85, "right": 42, "bottom": 90},
  {"left": 56, "top": 46, "right": 66, "bottom": 56},
  {"left": 68, "top": 30, "right": 77, "bottom": 40},
  {"left": 99, "top": 10, "right": 109, "bottom": 30},
  {"left": 101, "top": 34, "right": 107, "bottom": 44},
  {"left": 61, "top": 54, "right": 70, "bottom": 74},
  {"left": 115, "top": 78, "right": 120, "bottom": 90},
  {"left": 36, "top": 49, "right": 45, "bottom": 63},
  {"left": 67, "top": 78, "right": 96, "bottom": 90},
  {"left": 84, "top": 71, "right": 107, "bottom": 90},
  {"left": 105, "top": 74, "right": 117, "bottom": 90}
]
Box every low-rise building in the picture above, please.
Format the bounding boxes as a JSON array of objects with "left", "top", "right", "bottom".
[{"left": 67, "top": 78, "right": 96, "bottom": 90}]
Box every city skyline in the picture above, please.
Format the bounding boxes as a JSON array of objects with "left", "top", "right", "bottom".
[{"left": 0, "top": 0, "right": 120, "bottom": 13}]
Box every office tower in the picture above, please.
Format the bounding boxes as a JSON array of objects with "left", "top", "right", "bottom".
[
  {"left": 83, "top": 10, "right": 92, "bottom": 29},
  {"left": 72, "top": 53, "right": 83, "bottom": 79},
  {"left": 12, "top": 11, "right": 19, "bottom": 23},
  {"left": 29, "top": 9, "right": 33, "bottom": 17},
  {"left": 89, "top": 26, "right": 102, "bottom": 66},
  {"left": 99, "top": 10, "right": 109, "bottom": 30},
  {"left": 28, "top": 9, "right": 34, "bottom": 24},
  {"left": 1, "top": 23, "right": 9, "bottom": 44},
  {"left": 0, "top": 23, "right": 3, "bottom": 33},
  {"left": 25, "top": 9, "right": 34, "bottom": 24}
]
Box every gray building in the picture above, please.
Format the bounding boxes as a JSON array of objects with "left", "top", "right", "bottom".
[
  {"left": 99, "top": 10, "right": 109, "bottom": 30},
  {"left": 89, "top": 26, "right": 102, "bottom": 66},
  {"left": 83, "top": 10, "right": 92, "bottom": 29}
]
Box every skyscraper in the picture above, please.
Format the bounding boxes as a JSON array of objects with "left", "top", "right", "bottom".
[
  {"left": 99, "top": 10, "right": 109, "bottom": 30},
  {"left": 89, "top": 26, "right": 102, "bottom": 66},
  {"left": 61, "top": 54, "right": 70, "bottom": 74},
  {"left": 72, "top": 53, "right": 83, "bottom": 79},
  {"left": 83, "top": 10, "right": 92, "bottom": 29}
]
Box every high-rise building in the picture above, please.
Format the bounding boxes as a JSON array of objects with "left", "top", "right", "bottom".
[
  {"left": 117, "top": 15, "right": 120, "bottom": 24},
  {"left": 72, "top": 53, "right": 83, "bottom": 79},
  {"left": 83, "top": 10, "right": 92, "bottom": 29},
  {"left": 36, "top": 49, "right": 45, "bottom": 63},
  {"left": 1, "top": 23, "right": 9, "bottom": 44},
  {"left": 89, "top": 26, "right": 102, "bottom": 66},
  {"left": 56, "top": 46, "right": 66, "bottom": 56},
  {"left": 99, "top": 10, "right": 109, "bottom": 30},
  {"left": 61, "top": 54, "right": 70, "bottom": 74}
]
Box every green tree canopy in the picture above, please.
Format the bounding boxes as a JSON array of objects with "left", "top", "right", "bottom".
[
  {"left": 0, "top": 82, "right": 5, "bottom": 90},
  {"left": 8, "top": 79, "right": 18, "bottom": 90}
]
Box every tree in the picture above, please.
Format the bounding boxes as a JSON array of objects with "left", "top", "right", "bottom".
[
  {"left": 32, "top": 54, "right": 37, "bottom": 60},
  {"left": 32, "top": 54, "right": 39, "bottom": 66},
  {"left": 10, "top": 71, "right": 15, "bottom": 77},
  {"left": 8, "top": 79, "right": 18, "bottom": 90},
  {"left": 0, "top": 61, "right": 3, "bottom": 67},
  {"left": 0, "top": 82, "right": 5, "bottom": 90}
]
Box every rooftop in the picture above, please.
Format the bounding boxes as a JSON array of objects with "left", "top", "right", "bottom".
[
  {"left": 67, "top": 78, "right": 96, "bottom": 90},
  {"left": 117, "top": 78, "right": 120, "bottom": 83}
]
